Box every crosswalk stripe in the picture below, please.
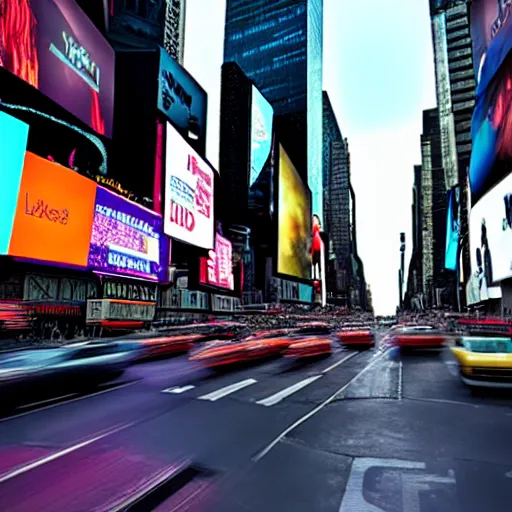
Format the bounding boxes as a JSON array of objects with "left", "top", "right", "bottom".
[
  {"left": 256, "top": 375, "right": 322, "bottom": 407},
  {"left": 198, "top": 379, "right": 257, "bottom": 401},
  {"left": 162, "top": 385, "right": 195, "bottom": 394}
]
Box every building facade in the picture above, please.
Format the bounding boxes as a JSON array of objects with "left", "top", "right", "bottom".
[
  {"left": 430, "top": 0, "right": 476, "bottom": 294},
  {"left": 322, "top": 92, "right": 350, "bottom": 300},
  {"left": 224, "top": 0, "right": 324, "bottom": 221}
]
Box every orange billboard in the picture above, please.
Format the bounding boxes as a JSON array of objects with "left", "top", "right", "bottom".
[{"left": 9, "top": 152, "right": 97, "bottom": 267}]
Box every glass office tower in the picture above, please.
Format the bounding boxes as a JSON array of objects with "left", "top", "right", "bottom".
[{"left": 224, "top": 0, "right": 324, "bottom": 221}]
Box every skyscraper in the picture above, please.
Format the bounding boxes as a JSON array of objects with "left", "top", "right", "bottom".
[
  {"left": 420, "top": 108, "right": 449, "bottom": 306},
  {"left": 430, "top": 0, "right": 476, "bottom": 289},
  {"left": 224, "top": 0, "right": 324, "bottom": 221},
  {"left": 164, "top": 0, "right": 187, "bottom": 63},
  {"left": 430, "top": 0, "right": 476, "bottom": 189},
  {"left": 322, "top": 91, "right": 350, "bottom": 299}
]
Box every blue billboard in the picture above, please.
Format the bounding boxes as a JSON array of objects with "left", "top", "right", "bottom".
[
  {"left": 445, "top": 186, "right": 460, "bottom": 271},
  {"left": 157, "top": 48, "right": 207, "bottom": 155},
  {"left": 0, "top": 111, "right": 29, "bottom": 254},
  {"left": 249, "top": 85, "right": 273, "bottom": 188}
]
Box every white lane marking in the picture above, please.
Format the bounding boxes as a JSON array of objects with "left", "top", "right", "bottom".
[
  {"left": 0, "top": 380, "right": 140, "bottom": 423},
  {"left": 198, "top": 378, "right": 257, "bottom": 401},
  {"left": 0, "top": 422, "right": 133, "bottom": 484},
  {"left": 398, "top": 361, "right": 403, "bottom": 400},
  {"left": 257, "top": 376, "right": 323, "bottom": 407},
  {"left": 321, "top": 352, "right": 357, "bottom": 374},
  {"left": 253, "top": 350, "right": 388, "bottom": 462},
  {"left": 17, "top": 393, "right": 78, "bottom": 410},
  {"left": 162, "top": 385, "right": 195, "bottom": 394}
]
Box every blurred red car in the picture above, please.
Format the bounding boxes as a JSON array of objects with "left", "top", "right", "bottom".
[
  {"left": 389, "top": 326, "right": 446, "bottom": 349},
  {"left": 284, "top": 336, "right": 333, "bottom": 359},
  {"left": 137, "top": 333, "right": 205, "bottom": 359},
  {"left": 337, "top": 329, "right": 374, "bottom": 348},
  {"left": 189, "top": 330, "right": 294, "bottom": 368}
]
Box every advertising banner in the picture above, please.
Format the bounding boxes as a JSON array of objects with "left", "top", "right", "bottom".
[
  {"left": 445, "top": 186, "right": 460, "bottom": 271},
  {"left": 9, "top": 152, "right": 97, "bottom": 267},
  {"left": 277, "top": 145, "right": 311, "bottom": 280},
  {"left": 158, "top": 48, "right": 207, "bottom": 154},
  {"left": 0, "top": 0, "right": 115, "bottom": 137},
  {"left": 88, "top": 187, "right": 162, "bottom": 281},
  {"left": 250, "top": 86, "right": 274, "bottom": 188},
  {"left": 200, "top": 234, "right": 234, "bottom": 290},
  {"left": 164, "top": 123, "right": 214, "bottom": 249}
]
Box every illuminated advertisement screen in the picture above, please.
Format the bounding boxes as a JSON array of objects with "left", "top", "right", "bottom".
[
  {"left": 158, "top": 48, "right": 207, "bottom": 155},
  {"left": 199, "top": 234, "right": 234, "bottom": 290},
  {"left": 470, "top": 0, "right": 512, "bottom": 86},
  {"left": 470, "top": 3, "right": 512, "bottom": 206},
  {"left": 88, "top": 187, "right": 162, "bottom": 281},
  {"left": 0, "top": 0, "right": 115, "bottom": 137},
  {"left": 164, "top": 123, "right": 214, "bottom": 249},
  {"left": 0, "top": 112, "right": 29, "bottom": 255},
  {"left": 469, "top": 173, "right": 512, "bottom": 286},
  {"left": 9, "top": 152, "right": 97, "bottom": 267},
  {"left": 249, "top": 86, "right": 273, "bottom": 188},
  {"left": 277, "top": 145, "right": 311, "bottom": 280},
  {"left": 445, "top": 186, "right": 460, "bottom": 271}
]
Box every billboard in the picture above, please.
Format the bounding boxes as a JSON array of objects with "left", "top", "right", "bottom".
[
  {"left": 158, "top": 48, "right": 207, "bottom": 155},
  {"left": 164, "top": 123, "right": 214, "bottom": 249},
  {"left": 0, "top": 0, "right": 115, "bottom": 137},
  {"left": 469, "top": 172, "right": 512, "bottom": 284},
  {"left": 9, "top": 152, "right": 97, "bottom": 267},
  {"left": 199, "top": 234, "right": 234, "bottom": 290},
  {"left": 88, "top": 187, "right": 162, "bottom": 281},
  {"left": 445, "top": 186, "right": 460, "bottom": 271},
  {"left": 470, "top": 0, "right": 512, "bottom": 86},
  {"left": 0, "top": 112, "right": 29, "bottom": 254},
  {"left": 277, "top": 145, "right": 311, "bottom": 280},
  {"left": 249, "top": 86, "right": 274, "bottom": 188}
]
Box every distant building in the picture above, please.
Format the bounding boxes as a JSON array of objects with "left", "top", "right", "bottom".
[
  {"left": 407, "top": 108, "right": 451, "bottom": 309},
  {"left": 223, "top": 0, "right": 324, "bottom": 221},
  {"left": 322, "top": 92, "right": 350, "bottom": 301}
]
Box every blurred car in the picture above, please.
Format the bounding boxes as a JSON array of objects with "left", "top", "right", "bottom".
[
  {"left": 451, "top": 336, "right": 512, "bottom": 388},
  {"left": 132, "top": 333, "right": 205, "bottom": 360},
  {"left": 294, "top": 322, "right": 332, "bottom": 335},
  {"left": 0, "top": 340, "right": 142, "bottom": 406},
  {"left": 386, "top": 325, "right": 446, "bottom": 349},
  {"left": 284, "top": 336, "right": 333, "bottom": 359},
  {"left": 337, "top": 328, "right": 375, "bottom": 348},
  {"left": 189, "top": 329, "right": 295, "bottom": 368}
]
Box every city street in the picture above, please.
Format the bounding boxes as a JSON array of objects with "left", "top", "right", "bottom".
[{"left": 1, "top": 332, "right": 512, "bottom": 511}]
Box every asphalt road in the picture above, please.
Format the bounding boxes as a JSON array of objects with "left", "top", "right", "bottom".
[{"left": 1, "top": 333, "right": 512, "bottom": 511}]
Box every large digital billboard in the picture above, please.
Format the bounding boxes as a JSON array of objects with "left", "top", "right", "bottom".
[
  {"left": 9, "top": 152, "right": 97, "bottom": 267},
  {"left": 277, "top": 145, "right": 311, "bottom": 280},
  {"left": 249, "top": 86, "right": 274, "bottom": 188},
  {"left": 158, "top": 48, "right": 207, "bottom": 155},
  {"left": 199, "top": 234, "right": 234, "bottom": 290},
  {"left": 470, "top": 0, "right": 512, "bottom": 86},
  {"left": 88, "top": 187, "right": 163, "bottom": 281},
  {"left": 445, "top": 186, "right": 460, "bottom": 271},
  {"left": 0, "top": 112, "right": 29, "bottom": 254},
  {"left": 0, "top": 0, "right": 115, "bottom": 137},
  {"left": 469, "top": 172, "right": 512, "bottom": 284},
  {"left": 164, "top": 123, "right": 214, "bottom": 249}
]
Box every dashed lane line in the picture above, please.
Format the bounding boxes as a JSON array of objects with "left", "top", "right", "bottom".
[
  {"left": 256, "top": 375, "right": 323, "bottom": 407},
  {"left": 198, "top": 378, "right": 257, "bottom": 401}
]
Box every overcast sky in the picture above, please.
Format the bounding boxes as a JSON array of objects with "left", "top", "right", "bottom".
[{"left": 323, "top": 0, "right": 438, "bottom": 315}]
